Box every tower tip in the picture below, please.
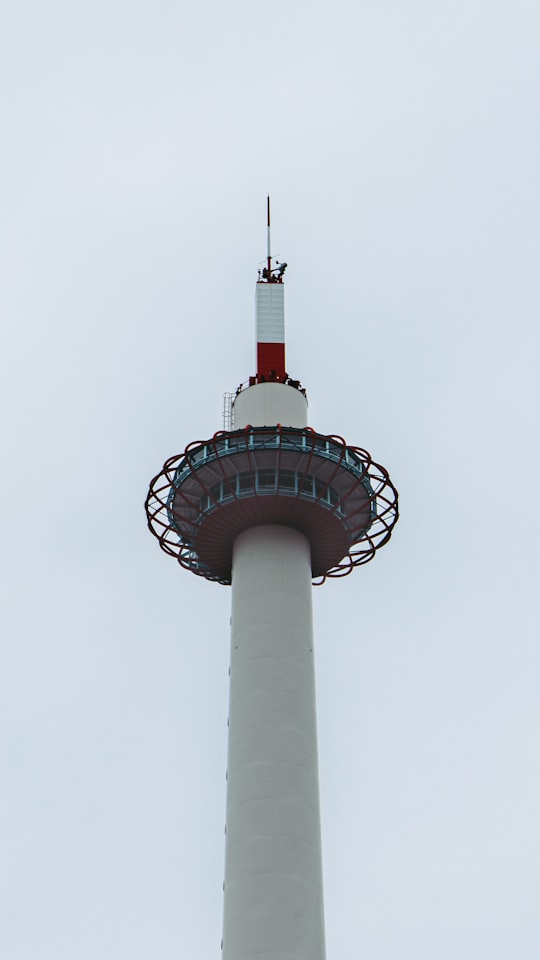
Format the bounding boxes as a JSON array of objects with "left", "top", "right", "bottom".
[{"left": 259, "top": 196, "right": 287, "bottom": 283}]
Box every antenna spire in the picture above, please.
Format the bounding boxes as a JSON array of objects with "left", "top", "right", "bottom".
[
  {"left": 267, "top": 195, "right": 272, "bottom": 279},
  {"left": 261, "top": 196, "right": 286, "bottom": 283}
]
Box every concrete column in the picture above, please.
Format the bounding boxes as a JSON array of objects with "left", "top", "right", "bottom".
[{"left": 222, "top": 525, "right": 326, "bottom": 960}]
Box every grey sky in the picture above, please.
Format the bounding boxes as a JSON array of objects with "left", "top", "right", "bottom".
[{"left": 1, "top": 1, "right": 539, "bottom": 957}]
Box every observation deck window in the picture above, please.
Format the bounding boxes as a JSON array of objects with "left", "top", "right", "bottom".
[
  {"left": 190, "top": 446, "right": 207, "bottom": 464},
  {"left": 238, "top": 474, "right": 254, "bottom": 494},
  {"left": 279, "top": 470, "right": 296, "bottom": 492},
  {"left": 258, "top": 470, "right": 276, "bottom": 491},
  {"left": 301, "top": 477, "right": 314, "bottom": 496},
  {"left": 193, "top": 465, "right": 346, "bottom": 521}
]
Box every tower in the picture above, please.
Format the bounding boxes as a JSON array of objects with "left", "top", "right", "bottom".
[{"left": 145, "top": 201, "right": 398, "bottom": 959}]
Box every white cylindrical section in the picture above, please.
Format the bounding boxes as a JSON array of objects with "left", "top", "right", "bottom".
[
  {"left": 233, "top": 382, "right": 308, "bottom": 428},
  {"left": 256, "top": 283, "right": 285, "bottom": 343},
  {"left": 223, "top": 526, "right": 326, "bottom": 960}
]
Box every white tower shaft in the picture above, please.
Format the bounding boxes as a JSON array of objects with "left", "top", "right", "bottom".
[{"left": 222, "top": 386, "right": 326, "bottom": 960}]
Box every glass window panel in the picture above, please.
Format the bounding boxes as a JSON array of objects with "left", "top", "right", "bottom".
[
  {"left": 300, "top": 476, "right": 314, "bottom": 496},
  {"left": 258, "top": 469, "right": 276, "bottom": 489},
  {"left": 238, "top": 473, "right": 253, "bottom": 493},
  {"left": 279, "top": 471, "right": 296, "bottom": 492}
]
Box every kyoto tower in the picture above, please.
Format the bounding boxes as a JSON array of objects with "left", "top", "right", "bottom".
[{"left": 145, "top": 199, "right": 398, "bottom": 960}]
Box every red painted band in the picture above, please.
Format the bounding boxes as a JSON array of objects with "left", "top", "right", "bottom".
[{"left": 257, "top": 342, "right": 286, "bottom": 381}]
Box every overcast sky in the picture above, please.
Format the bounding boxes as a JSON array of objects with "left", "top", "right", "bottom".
[{"left": 1, "top": 1, "right": 539, "bottom": 957}]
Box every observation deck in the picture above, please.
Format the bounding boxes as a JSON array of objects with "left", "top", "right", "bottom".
[{"left": 145, "top": 425, "right": 398, "bottom": 585}]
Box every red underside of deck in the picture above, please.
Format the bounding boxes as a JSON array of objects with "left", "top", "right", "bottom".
[{"left": 179, "top": 497, "right": 355, "bottom": 582}]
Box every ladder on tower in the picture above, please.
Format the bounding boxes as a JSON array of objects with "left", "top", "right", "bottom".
[{"left": 223, "top": 392, "right": 234, "bottom": 431}]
